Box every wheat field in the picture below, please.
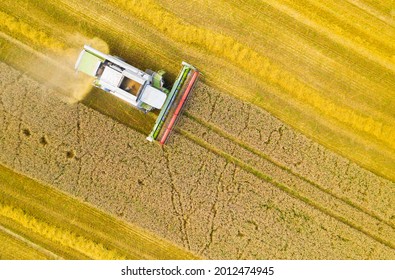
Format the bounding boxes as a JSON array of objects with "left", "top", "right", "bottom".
[
  {"left": 0, "top": 164, "right": 199, "bottom": 259},
  {"left": 0, "top": 0, "right": 394, "bottom": 259}
]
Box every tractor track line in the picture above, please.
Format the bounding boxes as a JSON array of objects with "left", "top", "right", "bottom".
[
  {"left": 260, "top": 0, "right": 395, "bottom": 73},
  {"left": 55, "top": 0, "right": 179, "bottom": 64},
  {"left": 219, "top": 0, "right": 395, "bottom": 92},
  {"left": 184, "top": 111, "right": 395, "bottom": 230},
  {"left": 0, "top": 163, "right": 199, "bottom": 260},
  {"left": 0, "top": 191, "right": 96, "bottom": 260},
  {"left": 3, "top": 24, "right": 393, "bottom": 241},
  {"left": 12, "top": 0, "right": 395, "bottom": 107},
  {"left": 345, "top": 0, "right": 395, "bottom": 26},
  {"left": 280, "top": 0, "right": 395, "bottom": 48},
  {"left": 221, "top": 0, "right": 395, "bottom": 95},
  {"left": 6, "top": 0, "right": 395, "bottom": 178},
  {"left": 93, "top": 0, "right": 395, "bottom": 153},
  {"left": 0, "top": 187, "right": 121, "bottom": 260},
  {"left": 3, "top": 30, "right": 391, "bottom": 248},
  {"left": 216, "top": 0, "right": 395, "bottom": 124},
  {"left": 0, "top": 32, "right": 72, "bottom": 75},
  {"left": 2, "top": 0, "right": 394, "bottom": 254},
  {"left": 0, "top": 223, "right": 62, "bottom": 260},
  {"left": 178, "top": 128, "right": 395, "bottom": 250}
]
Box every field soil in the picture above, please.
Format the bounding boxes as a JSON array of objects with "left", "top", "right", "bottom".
[{"left": 1, "top": 62, "right": 394, "bottom": 259}]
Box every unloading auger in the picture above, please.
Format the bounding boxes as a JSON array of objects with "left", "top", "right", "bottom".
[{"left": 75, "top": 45, "right": 199, "bottom": 144}]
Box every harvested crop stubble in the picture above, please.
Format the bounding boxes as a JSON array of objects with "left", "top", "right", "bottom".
[
  {"left": 0, "top": 2, "right": 111, "bottom": 105},
  {"left": 0, "top": 225, "right": 53, "bottom": 260},
  {"left": 108, "top": 0, "right": 395, "bottom": 152},
  {"left": 0, "top": 163, "right": 199, "bottom": 260},
  {"left": 351, "top": 0, "right": 395, "bottom": 24},
  {"left": 163, "top": 0, "right": 394, "bottom": 116},
  {"left": 1, "top": 0, "right": 394, "bottom": 259},
  {"left": 0, "top": 11, "right": 65, "bottom": 53},
  {"left": 1, "top": 63, "right": 395, "bottom": 259},
  {"left": 270, "top": 0, "right": 395, "bottom": 69},
  {"left": 163, "top": 2, "right": 395, "bottom": 133},
  {"left": 154, "top": 0, "right": 395, "bottom": 182},
  {"left": 185, "top": 84, "right": 395, "bottom": 224},
  {"left": 0, "top": 32, "right": 105, "bottom": 106},
  {"left": 0, "top": 203, "right": 126, "bottom": 260},
  {"left": 2, "top": 0, "right": 393, "bottom": 189}
]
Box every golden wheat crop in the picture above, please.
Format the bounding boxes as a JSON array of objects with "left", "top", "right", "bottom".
[
  {"left": 2, "top": 61, "right": 394, "bottom": 259},
  {"left": 0, "top": 11, "right": 65, "bottom": 52},
  {"left": 106, "top": 0, "right": 395, "bottom": 151},
  {"left": 0, "top": 203, "right": 126, "bottom": 260},
  {"left": 1, "top": 0, "right": 394, "bottom": 260},
  {"left": 2, "top": 0, "right": 392, "bottom": 181},
  {"left": 185, "top": 84, "right": 395, "bottom": 223},
  {"left": 0, "top": 227, "right": 54, "bottom": 259}
]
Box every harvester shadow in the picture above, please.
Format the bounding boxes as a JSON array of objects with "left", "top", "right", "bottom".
[{"left": 81, "top": 87, "right": 156, "bottom": 135}]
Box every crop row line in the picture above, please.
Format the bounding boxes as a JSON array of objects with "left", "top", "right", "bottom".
[
  {"left": 0, "top": 11, "right": 65, "bottom": 53},
  {"left": 0, "top": 223, "right": 61, "bottom": 259},
  {"left": 11, "top": 0, "right": 395, "bottom": 171},
  {"left": 0, "top": 32, "right": 73, "bottom": 76},
  {"left": 104, "top": 0, "right": 395, "bottom": 150},
  {"left": 177, "top": 128, "right": 395, "bottom": 250},
  {"left": 3, "top": 21, "right": 393, "bottom": 249},
  {"left": 4, "top": 23, "right": 392, "bottom": 249},
  {"left": 260, "top": 0, "right": 395, "bottom": 72},
  {"left": 0, "top": 201, "right": 127, "bottom": 260},
  {"left": 184, "top": 111, "right": 394, "bottom": 230},
  {"left": 345, "top": 0, "right": 395, "bottom": 26}
]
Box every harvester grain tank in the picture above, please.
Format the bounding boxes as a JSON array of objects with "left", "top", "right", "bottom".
[{"left": 75, "top": 45, "right": 199, "bottom": 144}]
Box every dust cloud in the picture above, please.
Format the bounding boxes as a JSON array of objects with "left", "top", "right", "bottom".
[
  {"left": 3, "top": 33, "right": 110, "bottom": 105},
  {"left": 43, "top": 36, "right": 109, "bottom": 104}
]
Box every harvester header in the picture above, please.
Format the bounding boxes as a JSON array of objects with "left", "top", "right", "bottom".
[{"left": 75, "top": 45, "right": 199, "bottom": 144}]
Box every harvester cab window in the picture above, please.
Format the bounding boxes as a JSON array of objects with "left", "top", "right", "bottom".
[{"left": 120, "top": 78, "right": 142, "bottom": 96}]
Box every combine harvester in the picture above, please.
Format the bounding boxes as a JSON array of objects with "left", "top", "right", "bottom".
[{"left": 75, "top": 45, "right": 199, "bottom": 144}]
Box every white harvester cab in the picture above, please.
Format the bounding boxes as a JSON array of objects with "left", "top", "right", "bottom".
[
  {"left": 75, "top": 45, "right": 200, "bottom": 144},
  {"left": 75, "top": 45, "right": 167, "bottom": 112}
]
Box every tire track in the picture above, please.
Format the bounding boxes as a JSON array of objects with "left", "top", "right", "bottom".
[
  {"left": 0, "top": 223, "right": 62, "bottom": 260},
  {"left": 261, "top": 0, "right": 395, "bottom": 73},
  {"left": 278, "top": 0, "right": 395, "bottom": 51},
  {"left": 210, "top": 0, "right": 395, "bottom": 129},
  {"left": 345, "top": 0, "right": 395, "bottom": 26},
  {"left": 306, "top": 0, "right": 395, "bottom": 41},
  {"left": 1, "top": 59, "right": 394, "bottom": 257},
  {"left": 54, "top": 0, "right": 179, "bottom": 70},
  {"left": 87, "top": 0, "right": 395, "bottom": 157},
  {"left": 1, "top": 0, "right": 394, "bottom": 258},
  {"left": 184, "top": 112, "right": 395, "bottom": 229},
  {"left": 185, "top": 84, "right": 395, "bottom": 216},
  {"left": 3, "top": 0, "right": 394, "bottom": 182},
  {"left": 4, "top": 17, "right": 392, "bottom": 251},
  {"left": 177, "top": 127, "right": 395, "bottom": 250}
]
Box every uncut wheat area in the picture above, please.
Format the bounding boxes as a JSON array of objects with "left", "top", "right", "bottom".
[{"left": 0, "top": 0, "right": 394, "bottom": 260}]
